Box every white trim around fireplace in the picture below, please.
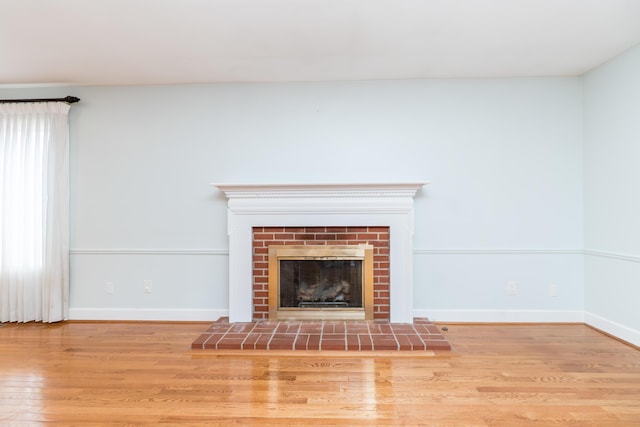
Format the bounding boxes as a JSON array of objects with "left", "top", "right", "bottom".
[{"left": 214, "top": 183, "right": 427, "bottom": 323}]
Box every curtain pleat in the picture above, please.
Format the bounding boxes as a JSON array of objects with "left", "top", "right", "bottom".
[{"left": 0, "top": 102, "right": 70, "bottom": 323}]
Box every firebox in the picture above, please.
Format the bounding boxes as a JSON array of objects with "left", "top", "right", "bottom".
[{"left": 268, "top": 245, "right": 374, "bottom": 320}]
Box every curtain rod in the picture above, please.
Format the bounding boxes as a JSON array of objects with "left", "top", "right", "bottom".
[{"left": 0, "top": 96, "right": 80, "bottom": 104}]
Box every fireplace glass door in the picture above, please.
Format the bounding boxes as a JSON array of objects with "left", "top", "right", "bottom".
[
  {"left": 268, "top": 245, "right": 373, "bottom": 320},
  {"left": 279, "top": 259, "right": 363, "bottom": 309}
]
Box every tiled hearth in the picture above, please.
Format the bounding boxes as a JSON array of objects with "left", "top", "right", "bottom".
[{"left": 192, "top": 317, "right": 451, "bottom": 352}]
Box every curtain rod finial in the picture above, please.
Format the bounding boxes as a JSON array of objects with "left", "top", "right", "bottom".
[{"left": 64, "top": 96, "right": 80, "bottom": 104}]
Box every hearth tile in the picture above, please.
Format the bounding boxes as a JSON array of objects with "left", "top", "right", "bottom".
[
  {"left": 322, "top": 323, "right": 346, "bottom": 334},
  {"left": 395, "top": 335, "right": 413, "bottom": 351},
  {"left": 423, "top": 339, "right": 451, "bottom": 350},
  {"left": 191, "top": 334, "right": 209, "bottom": 349},
  {"left": 425, "top": 325, "right": 442, "bottom": 334},
  {"left": 346, "top": 335, "right": 360, "bottom": 351},
  {"left": 368, "top": 324, "right": 393, "bottom": 334},
  {"left": 229, "top": 323, "right": 256, "bottom": 333},
  {"left": 345, "top": 324, "right": 369, "bottom": 334},
  {"left": 241, "top": 333, "right": 260, "bottom": 350},
  {"left": 412, "top": 324, "right": 431, "bottom": 334},
  {"left": 299, "top": 324, "right": 322, "bottom": 334},
  {"left": 320, "top": 339, "right": 346, "bottom": 351},
  {"left": 269, "top": 336, "right": 296, "bottom": 350},
  {"left": 307, "top": 334, "right": 321, "bottom": 350},
  {"left": 206, "top": 324, "right": 231, "bottom": 333},
  {"left": 371, "top": 337, "right": 399, "bottom": 351},
  {"left": 202, "top": 333, "right": 224, "bottom": 349},
  {"left": 252, "top": 323, "right": 278, "bottom": 333},
  {"left": 294, "top": 334, "right": 310, "bottom": 350},
  {"left": 216, "top": 338, "right": 245, "bottom": 350},
  {"left": 322, "top": 333, "right": 346, "bottom": 341},
  {"left": 390, "top": 324, "right": 415, "bottom": 333},
  {"left": 406, "top": 334, "right": 427, "bottom": 350},
  {"left": 276, "top": 323, "right": 300, "bottom": 334},
  {"left": 358, "top": 334, "right": 373, "bottom": 351},
  {"left": 223, "top": 333, "right": 248, "bottom": 340},
  {"left": 255, "top": 334, "right": 272, "bottom": 350},
  {"left": 192, "top": 317, "right": 452, "bottom": 353}
]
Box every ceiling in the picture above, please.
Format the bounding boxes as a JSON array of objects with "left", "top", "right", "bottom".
[{"left": 2, "top": 0, "right": 640, "bottom": 86}]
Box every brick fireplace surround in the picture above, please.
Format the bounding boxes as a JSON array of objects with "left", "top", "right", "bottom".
[
  {"left": 215, "top": 182, "right": 426, "bottom": 324},
  {"left": 252, "top": 226, "right": 390, "bottom": 321},
  {"left": 196, "top": 183, "right": 452, "bottom": 352}
]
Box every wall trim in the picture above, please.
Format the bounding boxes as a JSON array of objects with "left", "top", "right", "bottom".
[
  {"left": 69, "top": 308, "right": 228, "bottom": 321},
  {"left": 415, "top": 309, "right": 585, "bottom": 323},
  {"left": 414, "top": 249, "right": 583, "bottom": 255},
  {"left": 584, "top": 312, "right": 640, "bottom": 347},
  {"left": 70, "top": 248, "right": 228, "bottom": 255},
  {"left": 69, "top": 248, "right": 586, "bottom": 256},
  {"left": 584, "top": 249, "right": 640, "bottom": 263}
]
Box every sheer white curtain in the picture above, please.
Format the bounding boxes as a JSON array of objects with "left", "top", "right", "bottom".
[{"left": 0, "top": 102, "right": 70, "bottom": 323}]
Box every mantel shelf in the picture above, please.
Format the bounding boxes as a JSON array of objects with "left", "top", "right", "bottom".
[{"left": 212, "top": 182, "right": 428, "bottom": 199}]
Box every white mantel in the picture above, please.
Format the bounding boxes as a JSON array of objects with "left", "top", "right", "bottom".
[{"left": 214, "top": 182, "right": 426, "bottom": 323}]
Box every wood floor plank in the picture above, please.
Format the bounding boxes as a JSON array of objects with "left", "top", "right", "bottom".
[{"left": 1, "top": 321, "right": 639, "bottom": 425}]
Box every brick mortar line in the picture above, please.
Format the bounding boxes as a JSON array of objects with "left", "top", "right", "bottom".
[
  {"left": 212, "top": 323, "right": 234, "bottom": 350},
  {"left": 266, "top": 323, "right": 277, "bottom": 350},
  {"left": 239, "top": 322, "right": 259, "bottom": 350},
  {"left": 390, "top": 328, "right": 400, "bottom": 351},
  {"left": 343, "top": 321, "right": 348, "bottom": 351},
  {"left": 411, "top": 324, "right": 428, "bottom": 350},
  {"left": 319, "top": 321, "right": 325, "bottom": 351}
]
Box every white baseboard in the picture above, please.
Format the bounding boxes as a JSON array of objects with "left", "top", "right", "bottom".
[
  {"left": 584, "top": 312, "right": 640, "bottom": 347},
  {"left": 415, "top": 309, "right": 585, "bottom": 323},
  {"left": 69, "top": 308, "right": 228, "bottom": 322}
]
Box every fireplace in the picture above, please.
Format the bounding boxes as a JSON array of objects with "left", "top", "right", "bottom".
[
  {"left": 268, "top": 244, "right": 374, "bottom": 320},
  {"left": 214, "top": 182, "right": 425, "bottom": 323}
]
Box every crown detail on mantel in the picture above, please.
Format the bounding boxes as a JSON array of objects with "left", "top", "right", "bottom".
[{"left": 212, "top": 182, "right": 428, "bottom": 199}]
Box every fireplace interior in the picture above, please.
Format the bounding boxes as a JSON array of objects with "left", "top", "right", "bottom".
[
  {"left": 280, "top": 259, "right": 362, "bottom": 308},
  {"left": 268, "top": 244, "right": 374, "bottom": 320}
]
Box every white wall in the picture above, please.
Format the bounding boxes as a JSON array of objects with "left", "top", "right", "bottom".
[
  {"left": 0, "top": 78, "right": 584, "bottom": 322},
  {"left": 583, "top": 44, "right": 640, "bottom": 345}
]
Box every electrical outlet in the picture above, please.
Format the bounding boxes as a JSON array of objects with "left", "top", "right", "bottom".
[
  {"left": 143, "top": 280, "right": 152, "bottom": 293},
  {"left": 106, "top": 282, "right": 114, "bottom": 295},
  {"left": 549, "top": 283, "right": 557, "bottom": 297},
  {"left": 507, "top": 281, "right": 517, "bottom": 296}
]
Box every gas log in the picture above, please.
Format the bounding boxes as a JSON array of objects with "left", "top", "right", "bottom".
[{"left": 297, "top": 279, "right": 351, "bottom": 302}]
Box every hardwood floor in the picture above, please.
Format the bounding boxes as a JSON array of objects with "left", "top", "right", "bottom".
[{"left": 1, "top": 321, "right": 639, "bottom": 426}]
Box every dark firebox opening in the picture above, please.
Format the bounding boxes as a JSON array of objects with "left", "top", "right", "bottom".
[{"left": 279, "top": 260, "right": 363, "bottom": 309}]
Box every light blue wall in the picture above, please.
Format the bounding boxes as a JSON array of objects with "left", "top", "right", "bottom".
[
  {"left": 0, "top": 78, "right": 584, "bottom": 321},
  {"left": 583, "top": 44, "right": 640, "bottom": 344}
]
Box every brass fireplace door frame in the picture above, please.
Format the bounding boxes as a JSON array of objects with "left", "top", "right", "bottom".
[{"left": 268, "top": 244, "right": 374, "bottom": 321}]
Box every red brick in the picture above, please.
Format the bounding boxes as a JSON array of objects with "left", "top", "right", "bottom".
[
  {"left": 316, "top": 233, "right": 337, "bottom": 240},
  {"left": 336, "top": 233, "right": 358, "bottom": 240},
  {"left": 253, "top": 233, "right": 274, "bottom": 240},
  {"left": 346, "top": 226, "right": 368, "bottom": 232},
  {"left": 326, "top": 227, "right": 347, "bottom": 232},
  {"left": 274, "top": 233, "right": 294, "bottom": 240},
  {"left": 357, "top": 233, "right": 378, "bottom": 240},
  {"left": 294, "top": 233, "right": 316, "bottom": 240},
  {"left": 262, "top": 227, "right": 285, "bottom": 232}
]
